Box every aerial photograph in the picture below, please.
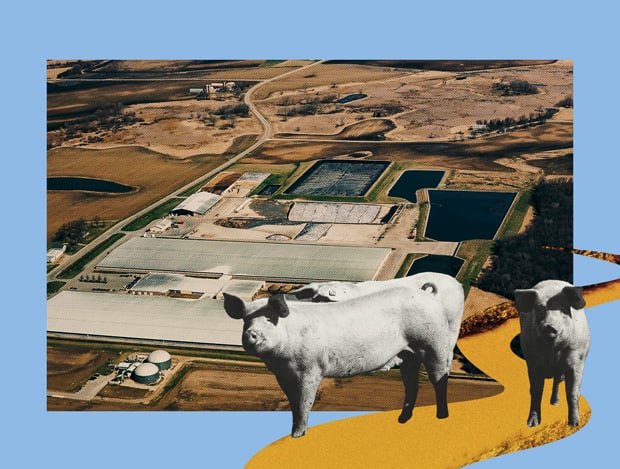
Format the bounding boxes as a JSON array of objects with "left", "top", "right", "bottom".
[{"left": 46, "top": 59, "right": 576, "bottom": 464}]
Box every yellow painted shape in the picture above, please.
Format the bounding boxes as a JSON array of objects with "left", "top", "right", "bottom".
[{"left": 246, "top": 255, "right": 619, "bottom": 468}]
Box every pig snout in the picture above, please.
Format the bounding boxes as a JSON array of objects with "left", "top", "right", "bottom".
[
  {"left": 541, "top": 323, "right": 558, "bottom": 341},
  {"left": 242, "top": 326, "right": 264, "bottom": 353}
]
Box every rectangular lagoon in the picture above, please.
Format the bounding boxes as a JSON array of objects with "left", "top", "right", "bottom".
[{"left": 425, "top": 190, "right": 516, "bottom": 241}]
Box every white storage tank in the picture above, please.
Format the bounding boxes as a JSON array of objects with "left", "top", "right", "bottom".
[
  {"left": 132, "top": 362, "right": 160, "bottom": 385},
  {"left": 147, "top": 350, "right": 172, "bottom": 370}
]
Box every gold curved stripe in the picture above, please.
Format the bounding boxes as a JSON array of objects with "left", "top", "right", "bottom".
[{"left": 247, "top": 255, "right": 619, "bottom": 468}]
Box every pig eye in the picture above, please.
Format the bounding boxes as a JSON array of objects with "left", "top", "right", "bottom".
[
  {"left": 534, "top": 305, "right": 546, "bottom": 319},
  {"left": 266, "top": 315, "right": 280, "bottom": 325}
]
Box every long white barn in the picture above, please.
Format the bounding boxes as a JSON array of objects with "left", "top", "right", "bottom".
[
  {"left": 96, "top": 237, "right": 391, "bottom": 282},
  {"left": 47, "top": 291, "right": 241, "bottom": 347}
]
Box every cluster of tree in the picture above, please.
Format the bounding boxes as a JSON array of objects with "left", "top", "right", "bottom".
[
  {"left": 356, "top": 104, "right": 406, "bottom": 118},
  {"left": 474, "top": 107, "right": 558, "bottom": 133},
  {"left": 52, "top": 219, "right": 89, "bottom": 247},
  {"left": 492, "top": 79, "right": 539, "bottom": 96},
  {"left": 476, "top": 179, "right": 574, "bottom": 299},
  {"left": 214, "top": 103, "right": 250, "bottom": 118},
  {"left": 555, "top": 95, "right": 573, "bottom": 108},
  {"left": 279, "top": 95, "right": 340, "bottom": 119},
  {"left": 52, "top": 103, "right": 143, "bottom": 146}
]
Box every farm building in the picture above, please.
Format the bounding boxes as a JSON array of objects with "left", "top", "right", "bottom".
[
  {"left": 147, "top": 350, "right": 172, "bottom": 370},
  {"left": 216, "top": 279, "right": 265, "bottom": 301},
  {"left": 132, "top": 362, "right": 160, "bottom": 385},
  {"left": 149, "top": 218, "right": 172, "bottom": 233},
  {"left": 47, "top": 291, "right": 242, "bottom": 347},
  {"left": 128, "top": 272, "right": 230, "bottom": 298},
  {"left": 47, "top": 244, "right": 66, "bottom": 263},
  {"left": 96, "top": 237, "right": 391, "bottom": 282},
  {"left": 170, "top": 191, "right": 221, "bottom": 216}
]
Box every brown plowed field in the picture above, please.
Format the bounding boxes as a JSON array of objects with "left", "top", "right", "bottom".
[
  {"left": 47, "top": 146, "right": 227, "bottom": 241},
  {"left": 47, "top": 360, "right": 502, "bottom": 412}
]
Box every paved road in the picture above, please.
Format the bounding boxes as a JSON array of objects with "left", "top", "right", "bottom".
[{"left": 47, "top": 60, "right": 325, "bottom": 284}]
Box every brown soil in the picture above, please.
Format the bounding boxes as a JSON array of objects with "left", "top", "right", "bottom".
[
  {"left": 47, "top": 343, "right": 117, "bottom": 393},
  {"left": 245, "top": 121, "right": 571, "bottom": 171},
  {"left": 47, "top": 360, "right": 502, "bottom": 412},
  {"left": 255, "top": 60, "right": 572, "bottom": 139},
  {"left": 46, "top": 146, "right": 227, "bottom": 241}
]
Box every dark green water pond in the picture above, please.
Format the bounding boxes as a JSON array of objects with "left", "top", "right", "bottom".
[
  {"left": 407, "top": 255, "right": 464, "bottom": 277},
  {"left": 388, "top": 170, "right": 444, "bottom": 203},
  {"left": 48, "top": 177, "right": 135, "bottom": 193},
  {"left": 425, "top": 190, "right": 516, "bottom": 241}
]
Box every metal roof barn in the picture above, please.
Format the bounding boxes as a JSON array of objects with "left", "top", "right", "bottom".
[
  {"left": 47, "top": 291, "right": 242, "bottom": 347},
  {"left": 96, "top": 238, "right": 391, "bottom": 282},
  {"left": 129, "top": 272, "right": 229, "bottom": 297},
  {"left": 170, "top": 191, "right": 221, "bottom": 216}
]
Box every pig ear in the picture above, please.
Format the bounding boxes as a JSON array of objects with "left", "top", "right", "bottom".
[
  {"left": 268, "top": 294, "right": 290, "bottom": 318},
  {"left": 222, "top": 292, "right": 247, "bottom": 320},
  {"left": 563, "top": 286, "right": 586, "bottom": 310},
  {"left": 290, "top": 285, "right": 318, "bottom": 300},
  {"left": 514, "top": 289, "right": 538, "bottom": 313}
]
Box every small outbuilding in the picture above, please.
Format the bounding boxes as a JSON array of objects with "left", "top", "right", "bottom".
[
  {"left": 47, "top": 243, "right": 66, "bottom": 263},
  {"left": 149, "top": 218, "right": 172, "bottom": 234},
  {"left": 132, "top": 362, "right": 160, "bottom": 385}
]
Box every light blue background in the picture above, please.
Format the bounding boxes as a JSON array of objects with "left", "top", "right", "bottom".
[{"left": 4, "top": 1, "right": 619, "bottom": 467}]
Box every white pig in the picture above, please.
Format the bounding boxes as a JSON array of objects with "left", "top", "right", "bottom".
[
  {"left": 290, "top": 272, "right": 464, "bottom": 349},
  {"left": 223, "top": 279, "right": 463, "bottom": 438},
  {"left": 514, "top": 279, "right": 590, "bottom": 427}
]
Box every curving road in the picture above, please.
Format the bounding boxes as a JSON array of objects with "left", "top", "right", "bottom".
[{"left": 47, "top": 60, "right": 325, "bottom": 284}]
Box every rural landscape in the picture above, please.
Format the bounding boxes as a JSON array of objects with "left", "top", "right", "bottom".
[{"left": 47, "top": 60, "right": 573, "bottom": 414}]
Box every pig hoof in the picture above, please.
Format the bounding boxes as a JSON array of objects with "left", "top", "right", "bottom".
[
  {"left": 292, "top": 429, "right": 307, "bottom": 438},
  {"left": 527, "top": 415, "right": 540, "bottom": 427},
  {"left": 398, "top": 406, "right": 413, "bottom": 423},
  {"left": 436, "top": 409, "right": 448, "bottom": 419},
  {"left": 568, "top": 417, "right": 580, "bottom": 427}
]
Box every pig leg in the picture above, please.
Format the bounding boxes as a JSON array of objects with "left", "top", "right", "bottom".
[
  {"left": 527, "top": 366, "right": 544, "bottom": 427},
  {"left": 275, "top": 369, "right": 322, "bottom": 438},
  {"left": 398, "top": 350, "right": 421, "bottom": 423},
  {"left": 550, "top": 374, "right": 563, "bottom": 405},
  {"left": 565, "top": 363, "right": 584, "bottom": 427},
  {"left": 424, "top": 352, "right": 450, "bottom": 419}
]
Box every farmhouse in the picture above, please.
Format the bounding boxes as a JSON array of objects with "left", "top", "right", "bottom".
[{"left": 170, "top": 191, "right": 221, "bottom": 216}]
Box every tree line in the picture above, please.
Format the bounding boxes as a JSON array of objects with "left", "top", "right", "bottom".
[
  {"left": 476, "top": 179, "right": 573, "bottom": 298},
  {"left": 474, "top": 107, "right": 558, "bottom": 133}
]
